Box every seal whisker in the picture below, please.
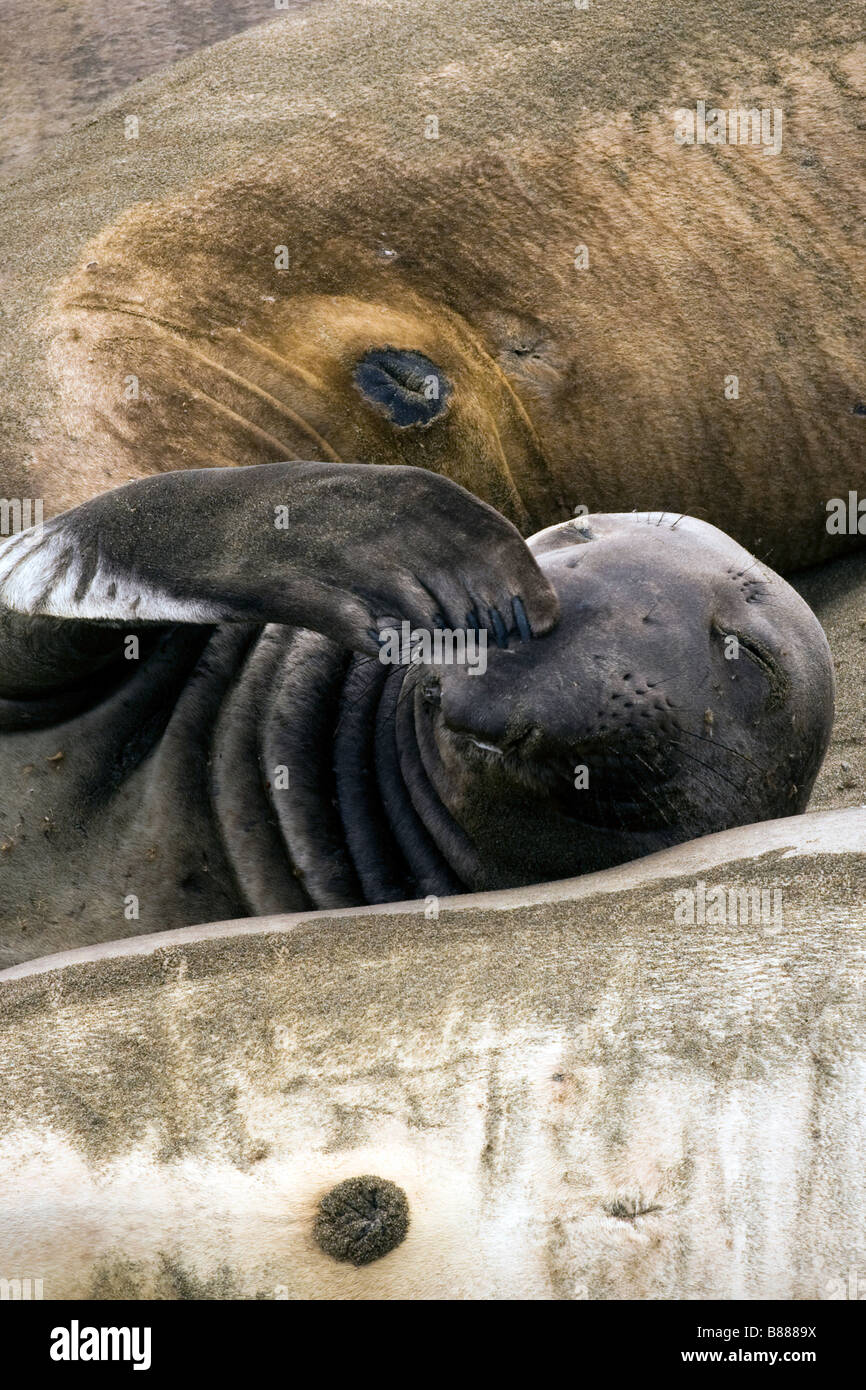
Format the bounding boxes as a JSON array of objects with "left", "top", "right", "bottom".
[
  {"left": 677, "top": 725, "right": 771, "bottom": 776},
  {"left": 668, "top": 741, "right": 763, "bottom": 807},
  {"left": 736, "top": 556, "right": 770, "bottom": 580},
  {"left": 628, "top": 756, "right": 674, "bottom": 828},
  {"left": 232, "top": 331, "right": 327, "bottom": 395},
  {"left": 72, "top": 298, "right": 346, "bottom": 462},
  {"left": 162, "top": 377, "right": 298, "bottom": 458},
  {"left": 164, "top": 340, "right": 345, "bottom": 462},
  {"left": 66, "top": 296, "right": 202, "bottom": 338}
]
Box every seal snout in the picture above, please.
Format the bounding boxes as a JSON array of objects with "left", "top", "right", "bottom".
[{"left": 436, "top": 655, "right": 675, "bottom": 826}]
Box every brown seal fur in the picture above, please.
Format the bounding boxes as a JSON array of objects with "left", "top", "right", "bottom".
[{"left": 0, "top": 0, "right": 863, "bottom": 568}]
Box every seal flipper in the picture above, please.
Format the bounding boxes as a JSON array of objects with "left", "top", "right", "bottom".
[{"left": 0, "top": 460, "right": 558, "bottom": 703}]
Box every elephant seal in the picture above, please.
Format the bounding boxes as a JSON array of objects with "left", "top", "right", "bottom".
[
  {"left": 0, "top": 463, "right": 833, "bottom": 966},
  {"left": 1, "top": 805, "right": 864, "bottom": 1299},
  {"left": 0, "top": 0, "right": 863, "bottom": 570}
]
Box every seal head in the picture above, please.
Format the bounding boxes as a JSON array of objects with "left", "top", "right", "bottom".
[{"left": 412, "top": 513, "right": 835, "bottom": 889}]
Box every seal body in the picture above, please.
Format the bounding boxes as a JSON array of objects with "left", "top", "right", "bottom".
[
  {"left": 1, "top": 806, "right": 864, "bottom": 1300},
  {"left": 0, "top": 0, "right": 863, "bottom": 569},
  {"left": 0, "top": 464, "right": 833, "bottom": 967}
]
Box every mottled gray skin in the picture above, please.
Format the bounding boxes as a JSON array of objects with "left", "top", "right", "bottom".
[
  {"left": 1, "top": 808, "right": 864, "bottom": 1300},
  {"left": 0, "top": 464, "right": 833, "bottom": 967}
]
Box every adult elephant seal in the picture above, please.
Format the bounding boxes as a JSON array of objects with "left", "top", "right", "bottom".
[
  {"left": 1, "top": 806, "right": 864, "bottom": 1300},
  {"left": 0, "top": 0, "right": 864, "bottom": 571},
  {"left": 0, "top": 463, "right": 833, "bottom": 967}
]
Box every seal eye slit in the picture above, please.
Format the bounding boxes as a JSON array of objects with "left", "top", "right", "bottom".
[
  {"left": 712, "top": 624, "right": 781, "bottom": 683},
  {"left": 736, "top": 637, "right": 782, "bottom": 682}
]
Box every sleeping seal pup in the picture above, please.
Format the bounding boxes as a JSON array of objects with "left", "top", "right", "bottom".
[{"left": 0, "top": 463, "right": 833, "bottom": 966}]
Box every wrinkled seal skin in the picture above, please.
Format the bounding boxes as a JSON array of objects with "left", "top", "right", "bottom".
[
  {"left": 0, "top": 0, "right": 863, "bottom": 569},
  {"left": 0, "top": 808, "right": 864, "bottom": 1300},
  {"left": 0, "top": 461, "right": 833, "bottom": 967}
]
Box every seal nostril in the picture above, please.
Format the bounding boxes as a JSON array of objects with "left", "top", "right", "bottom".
[{"left": 353, "top": 348, "right": 451, "bottom": 427}]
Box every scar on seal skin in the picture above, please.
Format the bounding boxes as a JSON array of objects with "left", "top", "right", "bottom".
[{"left": 313, "top": 1175, "right": 410, "bottom": 1266}]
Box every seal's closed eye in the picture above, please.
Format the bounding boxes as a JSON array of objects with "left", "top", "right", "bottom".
[
  {"left": 354, "top": 348, "right": 451, "bottom": 427},
  {"left": 713, "top": 624, "right": 791, "bottom": 711}
]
